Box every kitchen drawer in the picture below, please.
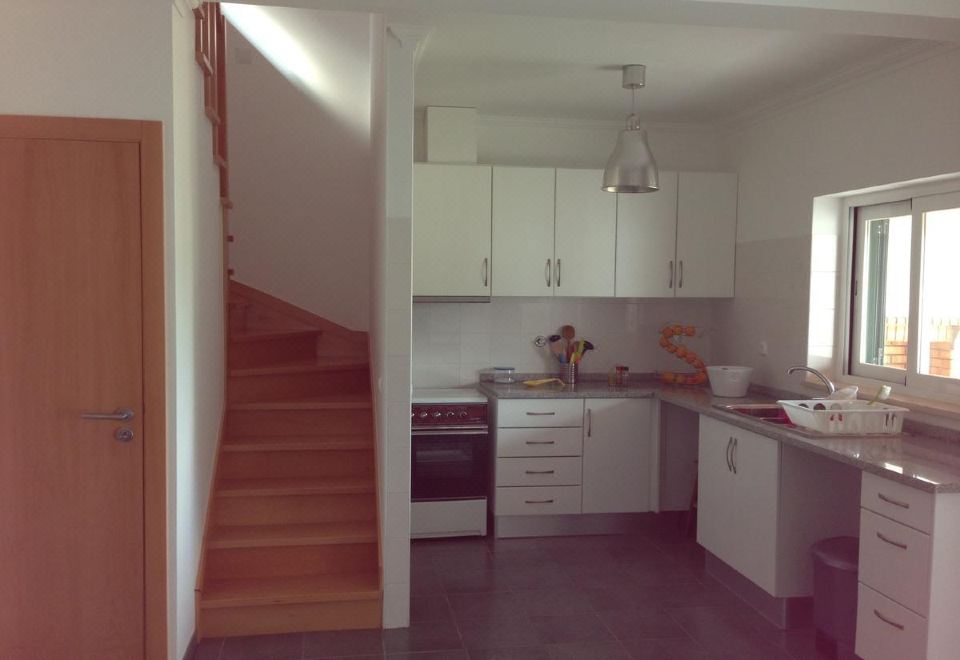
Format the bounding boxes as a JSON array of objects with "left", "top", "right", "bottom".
[
  {"left": 497, "top": 427, "right": 582, "bottom": 457},
  {"left": 497, "top": 399, "right": 583, "bottom": 428},
  {"left": 856, "top": 583, "right": 927, "bottom": 660},
  {"left": 496, "top": 457, "right": 582, "bottom": 487},
  {"left": 862, "top": 472, "right": 934, "bottom": 533},
  {"left": 859, "top": 508, "right": 932, "bottom": 616},
  {"left": 495, "top": 485, "right": 582, "bottom": 516}
]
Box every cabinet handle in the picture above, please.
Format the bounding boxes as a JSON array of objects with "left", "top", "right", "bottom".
[
  {"left": 525, "top": 440, "right": 555, "bottom": 445},
  {"left": 482, "top": 257, "right": 489, "bottom": 287},
  {"left": 545, "top": 258, "right": 552, "bottom": 287},
  {"left": 878, "top": 493, "right": 910, "bottom": 509},
  {"left": 556, "top": 258, "right": 562, "bottom": 287},
  {"left": 525, "top": 469, "right": 556, "bottom": 475},
  {"left": 725, "top": 437, "right": 733, "bottom": 472},
  {"left": 873, "top": 609, "right": 905, "bottom": 631},
  {"left": 525, "top": 499, "right": 555, "bottom": 504},
  {"left": 876, "top": 532, "right": 908, "bottom": 550},
  {"left": 525, "top": 411, "right": 556, "bottom": 416},
  {"left": 731, "top": 437, "right": 738, "bottom": 474},
  {"left": 587, "top": 408, "right": 592, "bottom": 437},
  {"left": 679, "top": 260, "right": 684, "bottom": 289},
  {"left": 668, "top": 260, "right": 674, "bottom": 289}
]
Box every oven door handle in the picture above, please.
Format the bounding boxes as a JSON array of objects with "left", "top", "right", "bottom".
[{"left": 412, "top": 428, "right": 489, "bottom": 436}]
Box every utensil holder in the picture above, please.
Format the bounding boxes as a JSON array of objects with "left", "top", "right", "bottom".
[{"left": 561, "top": 363, "right": 578, "bottom": 385}]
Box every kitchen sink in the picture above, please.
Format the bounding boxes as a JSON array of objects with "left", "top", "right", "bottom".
[{"left": 714, "top": 403, "right": 794, "bottom": 426}]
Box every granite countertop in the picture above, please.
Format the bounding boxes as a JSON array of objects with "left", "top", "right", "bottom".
[{"left": 477, "top": 376, "right": 960, "bottom": 494}]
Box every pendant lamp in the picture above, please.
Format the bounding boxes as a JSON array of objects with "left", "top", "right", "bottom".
[{"left": 602, "top": 65, "right": 659, "bottom": 193}]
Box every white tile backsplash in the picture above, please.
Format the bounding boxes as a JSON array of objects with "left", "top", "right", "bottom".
[{"left": 412, "top": 297, "right": 719, "bottom": 387}]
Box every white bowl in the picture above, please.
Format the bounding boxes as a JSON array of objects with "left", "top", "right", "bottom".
[{"left": 706, "top": 365, "right": 754, "bottom": 398}]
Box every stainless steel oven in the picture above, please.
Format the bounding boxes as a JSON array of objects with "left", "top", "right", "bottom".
[{"left": 411, "top": 399, "right": 489, "bottom": 538}]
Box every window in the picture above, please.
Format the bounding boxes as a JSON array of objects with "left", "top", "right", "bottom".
[{"left": 849, "top": 191, "right": 960, "bottom": 396}]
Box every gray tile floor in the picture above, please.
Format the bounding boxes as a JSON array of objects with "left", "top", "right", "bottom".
[{"left": 194, "top": 517, "right": 832, "bottom": 660}]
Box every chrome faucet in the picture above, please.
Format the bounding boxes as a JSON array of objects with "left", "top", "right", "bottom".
[{"left": 787, "top": 365, "right": 836, "bottom": 398}]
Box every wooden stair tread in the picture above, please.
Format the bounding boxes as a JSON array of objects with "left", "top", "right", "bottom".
[
  {"left": 229, "top": 395, "right": 372, "bottom": 411},
  {"left": 230, "top": 358, "right": 369, "bottom": 377},
  {"left": 209, "top": 521, "right": 377, "bottom": 549},
  {"left": 230, "top": 328, "right": 321, "bottom": 343},
  {"left": 223, "top": 436, "right": 372, "bottom": 452},
  {"left": 216, "top": 476, "right": 375, "bottom": 497},
  {"left": 201, "top": 572, "right": 381, "bottom": 608}
]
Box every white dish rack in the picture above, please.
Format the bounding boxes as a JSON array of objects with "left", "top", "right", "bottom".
[{"left": 777, "top": 400, "right": 908, "bottom": 435}]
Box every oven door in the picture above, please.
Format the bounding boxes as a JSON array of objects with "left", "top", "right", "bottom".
[{"left": 411, "top": 427, "right": 489, "bottom": 502}]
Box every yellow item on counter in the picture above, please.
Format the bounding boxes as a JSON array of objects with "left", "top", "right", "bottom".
[{"left": 522, "top": 378, "right": 565, "bottom": 388}]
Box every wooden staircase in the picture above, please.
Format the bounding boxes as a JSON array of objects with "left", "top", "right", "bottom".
[{"left": 197, "top": 284, "right": 381, "bottom": 638}]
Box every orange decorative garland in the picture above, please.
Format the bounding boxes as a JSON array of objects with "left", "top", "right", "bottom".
[{"left": 658, "top": 324, "right": 707, "bottom": 386}]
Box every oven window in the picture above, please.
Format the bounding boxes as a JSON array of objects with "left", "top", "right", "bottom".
[{"left": 412, "top": 433, "right": 489, "bottom": 501}]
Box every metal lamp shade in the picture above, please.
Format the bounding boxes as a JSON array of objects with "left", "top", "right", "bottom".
[{"left": 602, "top": 127, "right": 659, "bottom": 193}]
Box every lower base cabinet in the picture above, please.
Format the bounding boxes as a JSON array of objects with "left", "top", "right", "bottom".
[{"left": 582, "top": 398, "right": 653, "bottom": 514}]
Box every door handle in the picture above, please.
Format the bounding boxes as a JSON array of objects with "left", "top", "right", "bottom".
[
  {"left": 725, "top": 437, "right": 733, "bottom": 472},
  {"left": 678, "top": 260, "right": 684, "bottom": 289},
  {"left": 81, "top": 408, "right": 135, "bottom": 421},
  {"left": 731, "top": 437, "right": 738, "bottom": 474},
  {"left": 482, "top": 257, "right": 489, "bottom": 287},
  {"left": 525, "top": 469, "right": 556, "bottom": 475},
  {"left": 556, "top": 258, "right": 562, "bottom": 287},
  {"left": 668, "top": 260, "right": 674, "bottom": 289},
  {"left": 586, "top": 408, "right": 592, "bottom": 437},
  {"left": 545, "top": 258, "right": 552, "bottom": 287}
]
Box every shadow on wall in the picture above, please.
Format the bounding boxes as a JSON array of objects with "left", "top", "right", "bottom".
[{"left": 223, "top": 4, "right": 373, "bottom": 332}]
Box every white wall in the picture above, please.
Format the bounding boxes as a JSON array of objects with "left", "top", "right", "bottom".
[
  {"left": 1, "top": 4, "right": 226, "bottom": 658},
  {"left": 715, "top": 45, "right": 960, "bottom": 392},
  {"left": 411, "top": 114, "right": 726, "bottom": 388},
  {"left": 171, "top": 6, "right": 226, "bottom": 659},
  {"left": 226, "top": 8, "right": 374, "bottom": 331}
]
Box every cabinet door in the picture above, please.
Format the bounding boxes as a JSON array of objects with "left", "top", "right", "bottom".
[
  {"left": 582, "top": 399, "right": 652, "bottom": 514},
  {"left": 554, "top": 169, "right": 617, "bottom": 297},
  {"left": 615, "top": 171, "right": 679, "bottom": 298},
  {"left": 697, "top": 416, "right": 736, "bottom": 562},
  {"left": 675, "top": 172, "right": 738, "bottom": 298},
  {"left": 727, "top": 424, "right": 780, "bottom": 595},
  {"left": 492, "top": 166, "right": 556, "bottom": 296},
  {"left": 413, "top": 163, "right": 492, "bottom": 297}
]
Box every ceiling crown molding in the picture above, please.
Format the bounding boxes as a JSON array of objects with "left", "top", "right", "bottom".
[
  {"left": 721, "top": 40, "right": 959, "bottom": 134},
  {"left": 476, "top": 113, "right": 718, "bottom": 135}
]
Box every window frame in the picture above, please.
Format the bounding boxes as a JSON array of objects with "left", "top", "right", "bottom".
[{"left": 840, "top": 185, "right": 960, "bottom": 403}]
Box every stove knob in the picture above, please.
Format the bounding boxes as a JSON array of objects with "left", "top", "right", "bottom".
[
  {"left": 431, "top": 411, "right": 442, "bottom": 418},
  {"left": 459, "top": 411, "right": 469, "bottom": 419},
  {"left": 418, "top": 411, "right": 428, "bottom": 419},
  {"left": 445, "top": 411, "right": 456, "bottom": 419}
]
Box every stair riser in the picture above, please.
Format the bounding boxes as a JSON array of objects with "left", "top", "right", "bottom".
[
  {"left": 226, "top": 409, "right": 372, "bottom": 437},
  {"left": 200, "top": 599, "right": 381, "bottom": 638},
  {"left": 227, "top": 368, "right": 370, "bottom": 404},
  {"left": 219, "top": 449, "right": 375, "bottom": 480},
  {"left": 229, "top": 334, "right": 318, "bottom": 369},
  {"left": 206, "top": 544, "right": 378, "bottom": 581},
  {"left": 214, "top": 493, "right": 377, "bottom": 527}
]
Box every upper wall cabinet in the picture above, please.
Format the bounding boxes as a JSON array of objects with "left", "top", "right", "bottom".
[
  {"left": 413, "top": 163, "right": 492, "bottom": 298},
  {"left": 616, "top": 171, "right": 679, "bottom": 297},
  {"left": 491, "top": 167, "right": 555, "bottom": 297},
  {"left": 554, "top": 169, "right": 617, "bottom": 297},
  {"left": 676, "top": 172, "right": 738, "bottom": 298},
  {"left": 615, "top": 171, "right": 737, "bottom": 298}
]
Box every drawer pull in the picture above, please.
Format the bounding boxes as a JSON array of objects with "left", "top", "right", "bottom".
[
  {"left": 525, "top": 499, "right": 555, "bottom": 504},
  {"left": 525, "top": 469, "right": 555, "bottom": 475},
  {"left": 876, "top": 531, "right": 908, "bottom": 550},
  {"left": 525, "top": 440, "right": 555, "bottom": 445},
  {"left": 525, "top": 412, "right": 556, "bottom": 416},
  {"left": 873, "top": 609, "right": 905, "bottom": 631},
  {"left": 878, "top": 493, "right": 910, "bottom": 509}
]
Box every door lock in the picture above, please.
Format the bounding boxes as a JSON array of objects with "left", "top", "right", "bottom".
[{"left": 115, "top": 427, "right": 135, "bottom": 443}]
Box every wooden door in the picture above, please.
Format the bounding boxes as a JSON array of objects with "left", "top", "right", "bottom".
[
  {"left": 582, "top": 399, "right": 652, "bottom": 514},
  {"left": 412, "top": 163, "right": 492, "bottom": 297},
  {"left": 0, "top": 133, "right": 148, "bottom": 659},
  {"left": 554, "top": 169, "right": 617, "bottom": 297},
  {"left": 491, "top": 166, "right": 556, "bottom": 296},
  {"left": 615, "top": 171, "right": 679, "bottom": 298},
  {"left": 675, "top": 172, "right": 738, "bottom": 298}
]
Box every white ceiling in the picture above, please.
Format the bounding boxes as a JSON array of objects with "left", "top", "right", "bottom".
[{"left": 413, "top": 12, "right": 929, "bottom": 125}]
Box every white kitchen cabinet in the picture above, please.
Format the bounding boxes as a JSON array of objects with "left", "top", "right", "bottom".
[
  {"left": 582, "top": 398, "right": 653, "bottom": 514},
  {"left": 554, "top": 168, "right": 617, "bottom": 297},
  {"left": 615, "top": 171, "right": 679, "bottom": 297},
  {"left": 616, "top": 171, "right": 737, "bottom": 298},
  {"left": 412, "top": 163, "right": 492, "bottom": 297},
  {"left": 698, "top": 415, "right": 780, "bottom": 593},
  {"left": 491, "top": 166, "right": 555, "bottom": 296},
  {"left": 675, "top": 172, "right": 738, "bottom": 298}
]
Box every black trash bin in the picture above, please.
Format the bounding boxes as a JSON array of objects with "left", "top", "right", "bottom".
[{"left": 811, "top": 536, "right": 859, "bottom": 660}]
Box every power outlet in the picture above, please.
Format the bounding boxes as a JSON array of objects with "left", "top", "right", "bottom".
[{"left": 759, "top": 340, "right": 768, "bottom": 357}]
